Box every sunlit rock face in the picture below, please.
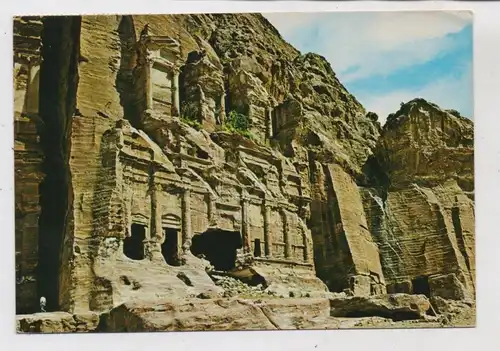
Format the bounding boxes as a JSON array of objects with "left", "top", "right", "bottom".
[
  {"left": 14, "top": 14, "right": 474, "bottom": 329},
  {"left": 362, "top": 99, "right": 475, "bottom": 301}
]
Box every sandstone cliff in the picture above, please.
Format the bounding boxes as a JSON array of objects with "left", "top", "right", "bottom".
[
  {"left": 361, "top": 99, "right": 475, "bottom": 300},
  {"left": 14, "top": 13, "right": 474, "bottom": 330}
]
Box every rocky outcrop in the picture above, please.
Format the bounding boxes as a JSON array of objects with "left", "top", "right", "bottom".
[
  {"left": 17, "top": 293, "right": 475, "bottom": 333},
  {"left": 361, "top": 99, "right": 475, "bottom": 302},
  {"left": 101, "top": 298, "right": 278, "bottom": 332},
  {"left": 14, "top": 16, "right": 44, "bottom": 314},
  {"left": 96, "top": 294, "right": 452, "bottom": 332},
  {"left": 329, "top": 294, "right": 431, "bottom": 320},
  {"left": 375, "top": 99, "right": 473, "bottom": 190},
  {"left": 13, "top": 13, "right": 474, "bottom": 330},
  {"left": 17, "top": 311, "right": 100, "bottom": 333}
]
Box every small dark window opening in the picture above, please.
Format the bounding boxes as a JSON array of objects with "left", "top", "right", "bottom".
[
  {"left": 124, "top": 223, "right": 146, "bottom": 260},
  {"left": 412, "top": 276, "right": 430, "bottom": 297},
  {"left": 196, "top": 148, "right": 209, "bottom": 160},
  {"left": 162, "top": 228, "right": 181, "bottom": 266},
  {"left": 190, "top": 229, "right": 242, "bottom": 271},
  {"left": 215, "top": 97, "right": 221, "bottom": 125},
  {"left": 253, "top": 239, "right": 262, "bottom": 257},
  {"left": 271, "top": 110, "right": 278, "bottom": 138}
]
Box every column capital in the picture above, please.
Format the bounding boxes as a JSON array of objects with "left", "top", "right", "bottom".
[
  {"left": 145, "top": 50, "right": 155, "bottom": 66},
  {"left": 150, "top": 182, "right": 163, "bottom": 192},
  {"left": 263, "top": 198, "right": 274, "bottom": 209},
  {"left": 240, "top": 188, "right": 250, "bottom": 202},
  {"left": 207, "top": 191, "right": 217, "bottom": 201},
  {"left": 181, "top": 183, "right": 191, "bottom": 193}
]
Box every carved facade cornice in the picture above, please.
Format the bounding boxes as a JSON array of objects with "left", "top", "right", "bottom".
[{"left": 138, "top": 31, "right": 181, "bottom": 68}]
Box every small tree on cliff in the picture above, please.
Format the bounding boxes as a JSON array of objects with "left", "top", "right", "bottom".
[{"left": 224, "top": 110, "right": 253, "bottom": 139}]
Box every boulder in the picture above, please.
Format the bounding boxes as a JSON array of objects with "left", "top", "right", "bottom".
[
  {"left": 16, "top": 311, "right": 100, "bottom": 333},
  {"left": 329, "top": 294, "right": 431, "bottom": 321},
  {"left": 100, "top": 298, "right": 277, "bottom": 332}
]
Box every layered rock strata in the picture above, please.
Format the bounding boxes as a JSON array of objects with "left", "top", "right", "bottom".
[
  {"left": 14, "top": 16, "right": 44, "bottom": 314},
  {"left": 361, "top": 100, "right": 475, "bottom": 301}
]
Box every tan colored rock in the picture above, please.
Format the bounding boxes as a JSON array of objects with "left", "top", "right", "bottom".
[
  {"left": 14, "top": 16, "right": 44, "bottom": 314},
  {"left": 361, "top": 100, "right": 475, "bottom": 302},
  {"left": 375, "top": 98, "right": 473, "bottom": 190},
  {"left": 102, "top": 298, "right": 277, "bottom": 332},
  {"left": 181, "top": 52, "right": 225, "bottom": 131},
  {"left": 329, "top": 294, "right": 431, "bottom": 320},
  {"left": 13, "top": 14, "right": 474, "bottom": 332},
  {"left": 17, "top": 312, "right": 99, "bottom": 333}
]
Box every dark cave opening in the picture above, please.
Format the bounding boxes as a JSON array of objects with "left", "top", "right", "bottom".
[
  {"left": 412, "top": 276, "right": 431, "bottom": 297},
  {"left": 116, "top": 15, "right": 140, "bottom": 127},
  {"left": 253, "top": 238, "right": 262, "bottom": 257},
  {"left": 191, "top": 229, "right": 242, "bottom": 271},
  {"left": 123, "top": 223, "right": 146, "bottom": 260},
  {"left": 161, "top": 228, "right": 181, "bottom": 266},
  {"left": 37, "top": 15, "right": 81, "bottom": 312}
]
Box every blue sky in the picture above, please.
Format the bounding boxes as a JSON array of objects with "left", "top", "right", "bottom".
[{"left": 264, "top": 11, "right": 473, "bottom": 124}]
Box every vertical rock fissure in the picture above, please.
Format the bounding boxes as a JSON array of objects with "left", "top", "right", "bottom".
[
  {"left": 116, "top": 15, "right": 139, "bottom": 125},
  {"left": 323, "top": 164, "right": 354, "bottom": 293},
  {"left": 37, "top": 15, "right": 81, "bottom": 311},
  {"left": 451, "top": 206, "right": 471, "bottom": 273}
]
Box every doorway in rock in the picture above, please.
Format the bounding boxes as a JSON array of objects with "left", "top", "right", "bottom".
[
  {"left": 253, "top": 239, "right": 262, "bottom": 257},
  {"left": 162, "top": 228, "right": 180, "bottom": 266},
  {"left": 412, "top": 276, "right": 430, "bottom": 297},
  {"left": 124, "top": 223, "right": 146, "bottom": 260},
  {"left": 191, "top": 229, "right": 242, "bottom": 271}
]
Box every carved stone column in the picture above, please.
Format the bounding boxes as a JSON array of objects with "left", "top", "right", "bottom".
[
  {"left": 219, "top": 93, "right": 226, "bottom": 124},
  {"left": 181, "top": 186, "right": 192, "bottom": 246},
  {"left": 145, "top": 52, "right": 154, "bottom": 110},
  {"left": 282, "top": 209, "right": 291, "bottom": 259},
  {"left": 171, "top": 69, "right": 180, "bottom": 116},
  {"left": 301, "top": 222, "right": 311, "bottom": 263},
  {"left": 207, "top": 192, "right": 217, "bottom": 226},
  {"left": 247, "top": 105, "right": 254, "bottom": 124},
  {"left": 263, "top": 203, "right": 272, "bottom": 257},
  {"left": 150, "top": 182, "right": 163, "bottom": 241},
  {"left": 266, "top": 106, "right": 273, "bottom": 139},
  {"left": 241, "top": 190, "right": 251, "bottom": 253},
  {"left": 146, "top": 167, "right": 163, "bottom": 260},
  {"left": 303, "top": 237, "right": 310, "bottom": 263}
]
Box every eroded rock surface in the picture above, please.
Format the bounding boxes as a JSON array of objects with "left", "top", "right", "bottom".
[
  {"left": 13, "top": 13, "right": 475, "bottom": 331},
  {"left": 329, "top": 294, "right": 431, "bottom": 320},
  {"left": 17, "top": 312, "right": 100, "bottom": 333},
  {"left": 361, "top": 99, "right": 475, "bottom": 302}
]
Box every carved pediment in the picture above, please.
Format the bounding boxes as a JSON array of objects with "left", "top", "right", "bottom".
[
  {"left": 131, "top": 213, "right": 149, "bottom": 225},
  {"left": 162, "top": 213, "right": 181, "bottom": 228}
]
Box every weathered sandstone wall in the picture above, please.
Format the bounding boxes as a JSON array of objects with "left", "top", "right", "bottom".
[
  {"left": 14, "top": 16, "right": 44, "bottom": 314},
  {"left": 361, "top": 100, "right": 475, "bottom": 300}
]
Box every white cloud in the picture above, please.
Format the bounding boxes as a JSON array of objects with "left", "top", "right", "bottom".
[
  {"left": 264, "top": 11, "right": 471, "bottom": 82},
  {"left": 264, "top": 12, "right": 319, "bottom": 35},
  {"left": 263, "top": 11, "right": 473, "bottom": 122},
  {"left": 360, "top": 62, "right": 473, "bottom": 125}
]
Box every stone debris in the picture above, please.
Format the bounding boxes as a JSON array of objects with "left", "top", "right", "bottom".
[{"left": 210, "top": 274, "right": 268, "bottom": 298}]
